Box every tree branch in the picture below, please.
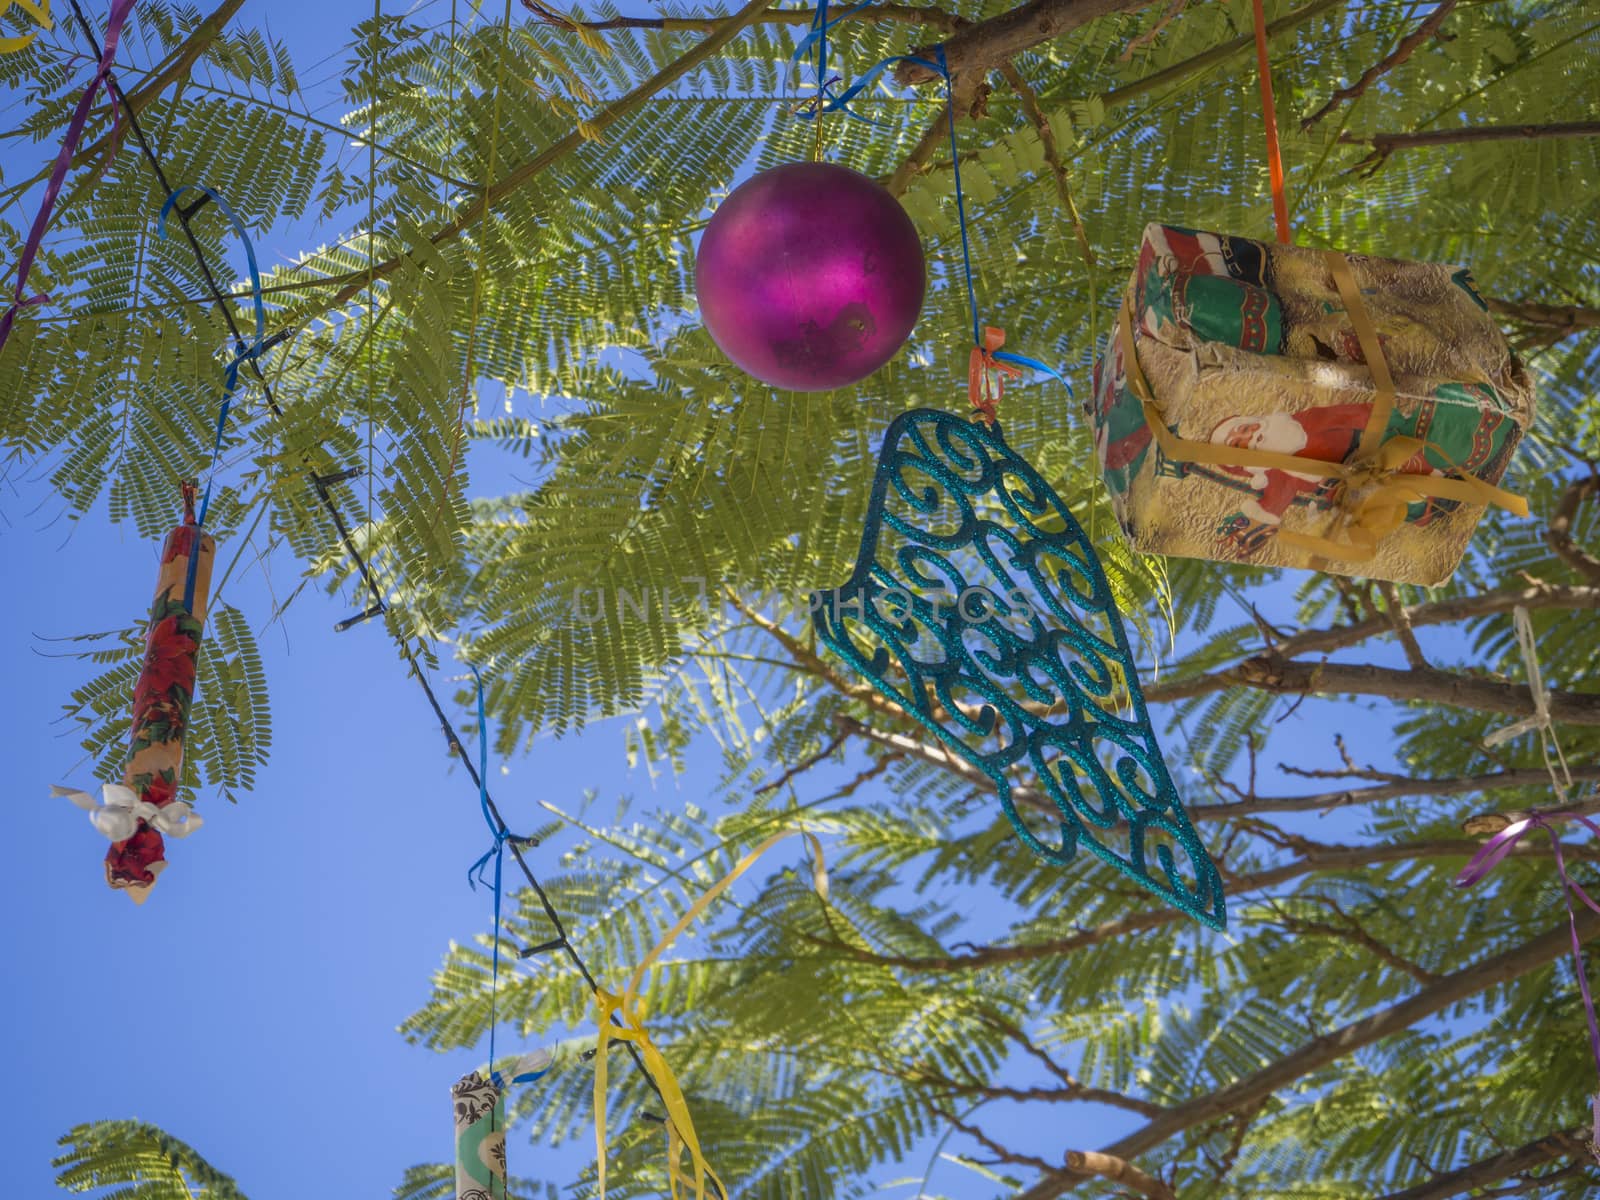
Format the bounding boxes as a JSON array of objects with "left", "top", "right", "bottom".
[
  {"left": 964, "top": 1011, "right": 1166, "bottom": 1116},
  {"left": 1300, "top": 0, "right": 1456, "bottom": 131},
  {"left": 1376, "top": 1128, "right": 1587, "bottom": 1200},
  {"left": 730, "top": 594, "right": 905, "bottom": 723},
  {"left": 755, "top": 729, "right": 849, "bottom": 795},
  {"left": 1486, "top": 296, "right": 1600, "bottom": 342},
  {"left": 1231, "top": 582, "right": 1599, "bottom": 663},
  {"left": 4, "top": 0, "right": 246, "bottom": 203},
  {"left": 1462, "top": 790, "right": 1600, "bottom": 837},
  {"left": 1378, "top": 581, "right": 1428, "bottom": 669},
  {"left": 888, "top": 74, "right": 984, "bottom": 196},
  {"left": 844, "top": 712, "right": 1600, "bottom": 824},
  {"left": 1063, "top": 1150, "right": 1175, "bottom": 1200},
  {"left": 1143, "top": 654, "right": 1600, "bottom": 726},
  {"left": 837, "top": 714, "right": 1063, "bottom": 817},
  {"left": 1268, "top": 903, "right": 1439, "bottom": 985},
  {"left": 1098, "top": 0, "right": 1344, "bottom": 108},
  {"left": 520, "top": 0, "right": 963, "bottom": 34},
  {"left": 1190, "top": 763, "right": 1600, "bottom": 822},
  {"left": 999, "top": 62, "right": 1096, "bottom": 267},
  {"left": 800, "top": 834, "right": 1600, "bottom": 973},
  {"left": 1342, "top": 121, "right": 1600, "bottom": 171},
  {"left": 120, "top": 0, "right": 248, "bottom": 115},
  {"left": 893, "top": 0, "right": 1162, "bottom": 85},
  {"left": 1014, "top": 910, "right": 1600, "bottom": 1200},
  {"left": 278, "top": 0, "right": 779, "bottom": 322},
  {"left": 1546, "top": 476, "right": 1600, "bottom": 586},
  {"left": 1350, "top": 120, "right": 1600, "bottom": 150},
  {"left": 938, "top": 1108, "right": 1061, "bottom": 1173}
]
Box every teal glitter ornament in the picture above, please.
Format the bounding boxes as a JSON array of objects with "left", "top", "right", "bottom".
[{"left": 811, "top": 408, "right": 1226, "bottom": 929}]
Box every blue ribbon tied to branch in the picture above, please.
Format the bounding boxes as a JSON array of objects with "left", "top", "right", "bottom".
[
  {"left": 466, "top": 665, "right": 548, "bottom": 1088},
  {"left": 799, "top": 43, "right": 1075, "bottom": 417}
]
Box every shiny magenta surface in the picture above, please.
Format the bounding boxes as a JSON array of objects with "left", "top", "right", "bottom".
[{"left": 695, "top": 162, "right": 926, "bottom": 392}]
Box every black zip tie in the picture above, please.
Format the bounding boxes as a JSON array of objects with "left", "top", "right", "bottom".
[
  {"left": 312, "top": 465, "right": 365, "bottom": 488},
  {"left": 178, "top": 190, "right": 211, "bottom": 220},
  {"left": 519, "top": 937, "right": 567, "bottom": 959},
  {"left": 260, "top": 327, "right": 292, "bottom": 353},
  {"left": 62, "top": 9, "right": 716, "bottom": 1186},
  {"left": 334, "top": 602, "right": 386, "bottom": 632},
  {"left": 639, "top": 1111, "right": 667, "bottom": 1125}
]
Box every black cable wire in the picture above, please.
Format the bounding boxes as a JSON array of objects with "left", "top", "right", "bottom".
[{"left": 59, "top": 1, "right": 709, "bottom": 1171}]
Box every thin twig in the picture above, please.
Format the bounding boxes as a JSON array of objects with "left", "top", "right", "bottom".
[
  {"left": 754, "top": 729, "right": 849, "bottom": 795},
  {"left": 798, "top": 834, "right": 1600, "bottom": 975},
  {"left": 998, "top": 63, "right": 1095, "bottom": 268},
  {"left": 1118, "top": 0, "right": 1187, "bottom": 62},
  {"left": 1546, "top": 475, "right": 1600, "bottom": 586},
  {"left": 1063, "top": 1150, "right": 1175, "bottom": 1200},
  {"left": 1189, "top": 763, "right": 1600, "bottom": 822},
  {"left": 1100, "top": 0, "right": 1344, "bottom": 108},
  {"left": 1267, "top": 896, "right": 1439, "bottom": 985},
  {"left": 1301, "top": 0, "right": 1456, "bottom": 131},
  {"left": 938, "top": 1108, "right": 1061, "bottom": 1174},
  {"left": 1378, "top": 581, "right": 1428, "bottom": 669},
  {"left": 894, "top": 0, "right": 1163, "bottom": 85}
]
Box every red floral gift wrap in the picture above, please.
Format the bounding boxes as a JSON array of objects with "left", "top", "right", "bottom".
[{"left": 54, "top": 487, "right": 215, "bottom": 902}]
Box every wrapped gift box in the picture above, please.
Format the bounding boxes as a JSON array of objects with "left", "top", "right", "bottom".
[{"left": 1090, "top": 224, "right": 1535, "bottom": 585}]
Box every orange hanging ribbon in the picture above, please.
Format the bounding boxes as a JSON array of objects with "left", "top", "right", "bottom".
[
  {"left": 1250, "top": 0, "right": 1291, "bottom": 243},
  {"left": 967, "top": 326, "right": 1023, "bottom": 425}
]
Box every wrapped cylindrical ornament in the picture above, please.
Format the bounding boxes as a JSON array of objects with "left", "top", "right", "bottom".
[
  {"left": 452, "top": 1072, "right": 507, "bottom": 1200},
  {"left": 111, "top": 483, "right": 215, "bottom": 897},
  {"left": 52, "top": 483, "right": 215, "bottom": 901}
]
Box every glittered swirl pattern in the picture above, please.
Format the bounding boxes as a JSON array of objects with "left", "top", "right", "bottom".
[{"left": 811, "top": 408, "right": 1226, "bottom": 929}]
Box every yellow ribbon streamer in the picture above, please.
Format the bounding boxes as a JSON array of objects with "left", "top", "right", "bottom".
[
  {"left": 0, "top": 0, "right": 51, "bottom": 53},
  {"left": 1115, "top": 255, "right": 1527, "bottom": 565},
  {"left": 592, "top": 828, "right": 827, "bottom": 1200}
]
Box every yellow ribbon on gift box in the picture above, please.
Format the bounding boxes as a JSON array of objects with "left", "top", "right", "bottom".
[
  {"left": 1116, "top": 250, "right": 1527, "bottom": 564},
  {"left": 593, "top": 828, "right": 828, "bottom": 1200}
]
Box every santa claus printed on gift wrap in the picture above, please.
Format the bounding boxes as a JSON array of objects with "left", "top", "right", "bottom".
[{"left": 1205, "top": 403, "right": 1434, "bottom": 556}]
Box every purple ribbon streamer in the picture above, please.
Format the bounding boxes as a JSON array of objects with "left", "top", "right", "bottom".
[
  {"left": 1455, "top": 811, "right": 1600, "bottom": 1150},
  {"left": 0, "top": 0, "right": 138, "bottom": 355}
]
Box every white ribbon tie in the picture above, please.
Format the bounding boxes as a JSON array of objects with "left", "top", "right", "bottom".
[
  {"left": 50, "top": 783, "right": 204, "bottom": 842},
  {"left": 1482, "top": 605, "right": 1573, "bottom": 802}
]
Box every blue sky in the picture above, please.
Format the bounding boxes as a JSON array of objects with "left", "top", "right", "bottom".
[
  {"left": 0, "top": 2, "right": 1435, "bottom": 1197},
  {"left": 0, "top": 2, "right": 659, "bottom": 1194}
]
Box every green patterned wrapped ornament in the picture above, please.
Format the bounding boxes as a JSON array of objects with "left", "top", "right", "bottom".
[{"left": 452, "top": 1072, "right": 506, "bottom": 1200}]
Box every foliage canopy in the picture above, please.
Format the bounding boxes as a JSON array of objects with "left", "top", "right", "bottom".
[{"left": 7, "top": 0, "right": 1600, "bottom": 1196}]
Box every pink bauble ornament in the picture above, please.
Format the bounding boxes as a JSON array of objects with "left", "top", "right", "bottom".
[{"left": 695, "top": 162, "right": 926, "bottom": 392}]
